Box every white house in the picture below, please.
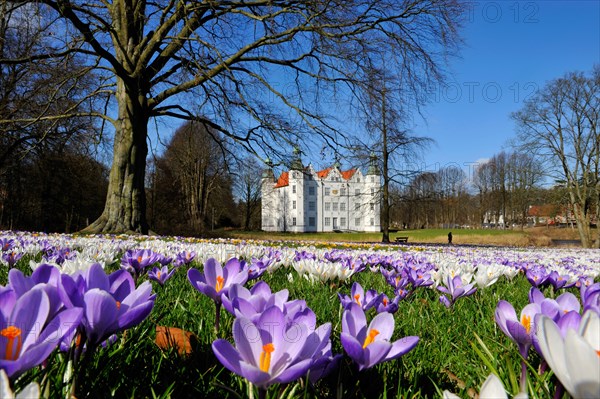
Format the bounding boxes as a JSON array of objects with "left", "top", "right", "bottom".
[{"left": 261, "top": 153, "right": 381, "bottom": 232}]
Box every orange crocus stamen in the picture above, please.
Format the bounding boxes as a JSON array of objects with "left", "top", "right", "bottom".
[
  {"left": 137, "top": 256, "right": 143, "bottom": 264},
  {"left": 259, "top": 343, "right": 275, "bottom": 372},
  {"left": 116, "top": 301, "right": 121, "bottom": 310},
  {"left": 1, "top": 326, "right": 22, "bottom": 361},
  {"left": 354, "top": 294, "right": 361, "bottom": 305},
  {"left": 362, "top": 329, "right": 380, "bottom": 348},
  {"left": 383, "top": 298, "right": 389, "bottom": 306},
  {"left": 215, "top": 276, "right": 225, "bottom": 292},
  {"left": 521, "top": 315, "right": 531, "bottom": 334}
]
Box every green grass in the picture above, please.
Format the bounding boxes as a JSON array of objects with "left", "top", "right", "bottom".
[
  {"left": 5, "top": 255, "right": 569, "bottom": 399},
  {"left": 221, "top": 229, "right": 529, "bottom": 245}
]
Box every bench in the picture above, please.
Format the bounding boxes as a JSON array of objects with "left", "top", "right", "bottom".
[{"left": 395, "top": 236, "right": 409, "bottom": 243}]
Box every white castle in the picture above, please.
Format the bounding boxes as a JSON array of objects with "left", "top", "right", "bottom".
[{"left": 261, "top": 151, "right": 381, "bottom": 232}]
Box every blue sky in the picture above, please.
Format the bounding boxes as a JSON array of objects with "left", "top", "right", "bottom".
[
  {"left": 148, "top": 1, "right": 599, "bottom": 178},
  {"left": 416, "top": 0, "right": 600, "bottom": 177}
]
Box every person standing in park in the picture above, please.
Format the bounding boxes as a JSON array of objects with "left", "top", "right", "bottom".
[{"left": 448, "top": 232, "right": 453, "bottom": 245}]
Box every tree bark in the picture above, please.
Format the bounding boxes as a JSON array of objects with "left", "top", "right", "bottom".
[{"left": 82, "top": 77, "right": 149, "bottom": 234}]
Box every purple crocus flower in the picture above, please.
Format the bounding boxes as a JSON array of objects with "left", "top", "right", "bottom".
[
  {"left": 581, "top": 282, "right": 600, "bottom": 314},
  {"left": 495, "top": 299, "right": 541, "bottom": 392},
  {"left": 525, "top": 267, "right": 549, "bottom": 288},
  {"left": 340, "top": 302, "right": 419, "bottom": 371},
  {"left": 546, "top": 271, "right": 573, "bottom": 289},
  {"left": 8, "top": 265, "right": 63, "bottom": 319},
  {"left": 58, "top": 263, "right": 156, "bottom": 347},
  {"left": 0, "top": 238, "right": 15, "bottom": 252},
  {"left": 495, "top": 300, "right": 541, "bottom": 358},
  {"left": 188, "top": 257, "right": 248, "bottom": 331},
  {"left": 222, "top": 282, "right": 288, "bottom": 321},
  {"left": 0, "top": 287, "right": 83, "bottom": 378},
  {"left": 173, "top": 250, "right": 196, "bottom": 268},
  {"left": 120, "top": 249, "right": 161, "bottom": 279},
  {"left": 148, "top": 266, "right": 175, "bottom": 286},
  {"left": 188, "top": 258, "right": 249, "bottom": 304},
  {"left": 1, "top": 252, "right": 22, "bottom": 269},
  {"left": 212, "top": 306, "right": 332, "bottom": 389},
  {"left": 338, "top": 282, "right": 382, "bottom": 311},
  {"left": 247, "top": 257, "right": 272, "bottom": 280},
  {"left": 437, "top": 275, "right": 477, "bottom": 308},
  {"left": 375, "top": 294, "right": 400, "bottom": 314},
  {"left": 408, "top": 268, "right": 433, "bottom": 288}
]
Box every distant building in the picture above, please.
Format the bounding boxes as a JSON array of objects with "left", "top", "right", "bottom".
[{"left": 261, "top": 151, "right": 381, "bottom": 232}]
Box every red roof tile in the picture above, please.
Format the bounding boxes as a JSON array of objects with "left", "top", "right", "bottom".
[
  {"left": 274, "top": 171, "right": 289, "bottom": 188},
  {"left": 316, "top": 167, "right": 333, "bottom": 178},
  {"left": 341, "top": 169, "right": 357, "bottom": 180}
]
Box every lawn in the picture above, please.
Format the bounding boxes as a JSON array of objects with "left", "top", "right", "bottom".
[
  {"left": 225, "top": 226, "right": 581, "bottom": 247},
  {"left": 0, "top": 231, "right": 597, "bottom": 398}
]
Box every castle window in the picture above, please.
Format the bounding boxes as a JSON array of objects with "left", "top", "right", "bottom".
[
  {"left": 325, "top": 202, "right": 331, "bottom": 211},
  {"left": 341, "top": 217, "right": 346, "bottom": 227},
  {"left": 355, "top": 203, "right": 360, "bottom": 211},
  {"left": 355, "top": 217, "right": 361, "bottom": 226},
  {"left": 292, "top": 185, "right": 296, "bottom": 194},
  {"left": 293, "top": 200, "right": 296, "bottom": 210},
  {"left": 332, "top": 202, "right": 338, "bottom": 212},
  {"left": 325, "top": 187, "right": 330, "bottom": 196},
  {"left": 325, "top": 217, "right": 331, "bottom": 226},
  {"left": 309, "top": 186, "right": 315, "bottom": 195},
  {"left": 309, "top": 201, "right": 315, "bottom": 211},
  {"left": 340, "top": 203, "right": 346, "bottom": 212},
  {"left": 292, "top": 217, "right": 297, "bottom": 226},
  {"left": 309, "top": 217, "right": 315, "bottom": 226}
]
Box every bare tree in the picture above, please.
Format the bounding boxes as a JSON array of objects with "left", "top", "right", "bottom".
[
  {"left": 1, "top": 0, "right": 465, "bottom": 234},
  {"left": 234, "top": 156, "right": 262, "bottom": 230},
  {"left": 513, "top": 68, "right": 600, "bottom": 247},
  {"left": 153, "top": 121, "right": 230, "bottom": 234}
]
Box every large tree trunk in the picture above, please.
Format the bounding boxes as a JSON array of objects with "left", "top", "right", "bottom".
[{"left": 82, "top": 78, "right": 149, "bottom": 234}]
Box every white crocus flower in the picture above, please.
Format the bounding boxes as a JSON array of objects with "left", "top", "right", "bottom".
[
  {"left": 443, "top": 374, "right": 528, "bottom": 399},
  {"left": 0, "top": 370, "right": 40, "bottom": 399},
  {"left": 537, "top": 311, "right": 600, "bottom": 399}
]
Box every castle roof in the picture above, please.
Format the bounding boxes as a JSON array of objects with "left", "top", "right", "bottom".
[
  {"left": 273, "top": 171, "right": 289, "bottom": 188},
  {"left": 272, "top": 166, "right": 359, "bottom": 189}
]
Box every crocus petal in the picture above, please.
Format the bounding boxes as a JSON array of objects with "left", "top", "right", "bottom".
[
  {"left": 212, "top": 339, "right": 244, "bottom": 375},
  {"left": 203, "top": 258, "right": 221, "bottom": 288},
  {"left": 273, "top": 358, "right": 313, "bottom": 384},
  {"left": 342, "top": 302, "right": 367, "bottom": 338},
  {"left": 340, "top": 332, "right": 364, "bottom": 364},
  {"left": 538, "top": 316, "right": 575, "bottom": 394},
  {"left": 232, "top": 317, "right": 262, "bottom": 367},
  {"left": 10, "top": 288, "right": 50, "bottom": 352},
  {"left": 238, "top": 361, "right": 272, "bottom": 387},
  {"left": 442, "top": 391, "right": 461, "bottom": 399},
  {"left": 564, "top": 329, "right": 600, "bottom": 398},
  {"left": 109, "top": 270, "right": 135, "bottom": 301},
  {"left": 556, "top": 292, "right": 581, "bottom": 314},
  {"left": 579, "top": 311, "right": 600, "bottom": 352},
  {"left": 83, "top": 289, "right": 119, "bottom": 345},
  {"left": 479, "top": 374, "right": 508, "bottom": 399},
  {"left": 84, "top": 263, "right": 110, "bottom": 291},
  {"left": 368, "top": 312, "right": 395, "bottom": 341},
  {"left": 7, "top": 269, "right": 33, "bottom": 297},
  {"left": 363, "top": 340, "right": 391, "bottom": 369},
  {"left": 386, "top": 336, "right": 419, "bottom": 360}
]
